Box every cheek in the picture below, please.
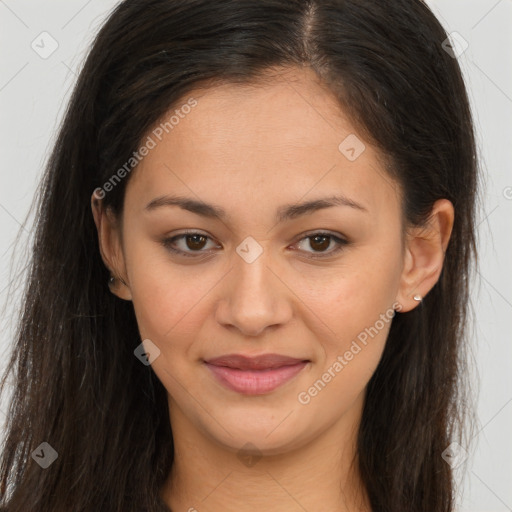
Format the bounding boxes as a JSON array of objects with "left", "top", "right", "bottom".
[
  {"left": 123, "top": 237, "right": 211, "bottom": 342},
  {"left": 129, "top": 269, "right": 214, "bottom": 345},
  {"left": 293, "top": 270, "right": 398, "bottom": 417},
  {"left": 295, "top": 242, "right": 402, "bottom": 329},
  {"left": 295, "top": 243, "right": 402, "bottom": 382}
]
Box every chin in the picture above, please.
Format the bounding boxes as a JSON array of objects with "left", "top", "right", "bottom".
[{"left": 204, "top": 411, "right": 312, "bottom": 456}]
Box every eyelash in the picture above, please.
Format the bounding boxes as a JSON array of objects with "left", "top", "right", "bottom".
[{"left": 161, "top": 230, "right": 349, "bottom": 259}]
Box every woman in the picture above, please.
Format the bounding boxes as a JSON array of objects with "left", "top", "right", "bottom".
[{"left": 0, "top": 0, "right": 478, "bottom": 510}]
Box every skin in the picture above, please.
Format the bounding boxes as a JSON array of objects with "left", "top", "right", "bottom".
[{"left": 92, "top": 66, "right": 454, "bottom": 512}]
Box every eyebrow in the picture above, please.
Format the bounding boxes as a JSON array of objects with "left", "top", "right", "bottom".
[{"left": 144, "top": 193, "right": 368, "bottom": 222}]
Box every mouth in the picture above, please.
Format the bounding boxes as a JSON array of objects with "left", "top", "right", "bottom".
[{"left": 203, "top": 353, "right": 310, "bottom": 395}]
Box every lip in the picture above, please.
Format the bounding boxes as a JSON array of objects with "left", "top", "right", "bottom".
[{"left": 204, "top": 353, "right": 309, "bottom": 395}]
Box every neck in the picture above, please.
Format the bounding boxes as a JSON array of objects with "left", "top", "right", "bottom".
[{"left": 160, "top": 394, "right": 371, "bottom": 512}]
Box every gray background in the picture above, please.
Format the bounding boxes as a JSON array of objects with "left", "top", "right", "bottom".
[{"left": 0, "top": 1, "right": 511, "bottom": 510}]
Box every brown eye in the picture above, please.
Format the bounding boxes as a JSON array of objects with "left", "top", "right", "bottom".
[
  {"left": 184, "top": 234, "right": 208, "bottom": 250},
  {"left": 162, "top": 231, "right": 218, "bottom": 257},
  {"left": 294, "top": 232, "right": 349, "bottom": 258},
  {"left": 162, "top": 230, "right": 349, "bottom": 260},
  {"left": 308, "top": 235, "right": 331, "bottom": 252}
]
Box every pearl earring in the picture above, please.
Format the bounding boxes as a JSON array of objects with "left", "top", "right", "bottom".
[{"left": 413, "top": 294, "right": 422, "bottom": 302}]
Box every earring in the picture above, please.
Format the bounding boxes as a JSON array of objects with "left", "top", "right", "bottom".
[
  {"left": 109, "top": 274, "right": 127, "bottom": 287},
  {"left": 413, "top": 294, "right": 422, "bottom": 302}
]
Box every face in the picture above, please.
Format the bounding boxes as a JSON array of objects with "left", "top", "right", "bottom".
[{"left": 99, "top": 67, "right": 417, "bottom": 456}]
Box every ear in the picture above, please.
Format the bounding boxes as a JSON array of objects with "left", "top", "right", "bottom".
[
  {"left": 396, "top": 198, "right": 454, "bottom": 312},
  {"left": 91, "top": 190, "right": 132, "bottom": 301}
]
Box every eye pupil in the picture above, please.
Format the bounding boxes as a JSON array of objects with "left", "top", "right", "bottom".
[
  {"left": 310, "top": 235, "right": 330, "bottom": 252},
  {"left": 186, "top": 234, "right": 207, "bottom": 250}
]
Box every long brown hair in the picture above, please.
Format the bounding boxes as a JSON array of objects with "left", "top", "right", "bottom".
[{"left": 0, "top": 1, "right": 478, "bottom": 510}]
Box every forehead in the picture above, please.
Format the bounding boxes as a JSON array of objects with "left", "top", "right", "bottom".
[
  {"left": 171, "top": 67, "right": 358, "bottom": 155},
  {"left": 126, "top": 67, "right": 400, "bottom": 223}
]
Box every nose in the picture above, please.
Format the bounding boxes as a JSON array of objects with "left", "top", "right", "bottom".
[{"left": 215, "top": 248, "right": 293, "bottom": 337}]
